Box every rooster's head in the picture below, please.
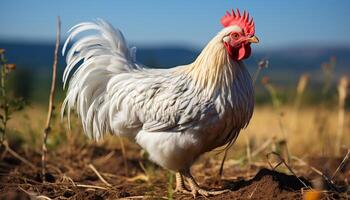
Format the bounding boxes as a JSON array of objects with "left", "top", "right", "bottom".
[{"left": 221, "top": 9, "right": 259, "bottom": 61}]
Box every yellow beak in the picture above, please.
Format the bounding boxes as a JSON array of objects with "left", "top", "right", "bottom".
[{"left": 247, "top": 35, "right": 259, "bottom": 44}]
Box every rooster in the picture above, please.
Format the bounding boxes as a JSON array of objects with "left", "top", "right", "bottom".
[{"left": 62, "top": 9, "right": 258, "bottom": 197}]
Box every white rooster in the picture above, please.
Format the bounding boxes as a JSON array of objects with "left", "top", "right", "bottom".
[{"left": 62, "top": 9, "right": 258, "bottom": 197}]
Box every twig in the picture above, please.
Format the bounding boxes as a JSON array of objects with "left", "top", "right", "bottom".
[
  {"left": 116, "top": 196, "right": 168, "bottom": 200},
  {"left": 42, "top": 16, "right": 61, "bottom": 181},
  {"left": 116, "top": 196, "right": 145, "bottom": 200},
  {"left": 18, "top": 186, "right": 53, "bottom": 200},
  {"left": 218, "top": 138, "right": 273, "bottom": 177},
  {"left": 101, "top": 172, "right": 125, "bottom": 179},
  {"left": 251, "top": 138, "right": 273, "bottom": 157},
  {"left": 219, "top": 148, "right": 229, "bottom": 177},
  {"left": 127, "top": 174, "right": 149, "bottom": 182},
  {"left": 1, "top": 140, "right": 36, "bottom": 170},
  {"left": 292, "top": 156, "right": 338, "bottom": 191},
  {"left": 277, "top": 115, "right": 291, "bottom": 164},
  {"left": 266, "top": 152, "right": 310, "bottom": 189},
  {"left": 117, "top": 136, "right": 129, "bottom": 176},
  {"left": 292, "top": 156, "right": 329, "bottom": 181},
  {"left": 131, "top": 161, "right": 150, "bottom": 182},
  {"left": 248, "top": 184, "right": 259, "bottom": 199},
  {"left": 94, "top": 150, "right": 115, "bottom": 165},
  {"left": 88, "top": 164, "right": 112, "bottom": 187},
  {"left": 252, "top": 67, "right": 262, "bottom": 85},
  {"left": 252, "top": 59, "right": 269, "bottom": 85},
  {"left": 138, "top": 161, "right": 148, "bottom": 176},
  {"left": 335, "top": 76, "right": 348, "bottom": 155},
  {"left": 331, "top": 149, "right": 350, "bottom": 180},
  {"left": 0, "top": 148, "right": 7, "bottom": 160},
  {"left": 75, "top": 184, "right": 109, "bottom": 190},
  {"left": 292, "top": 74, "right": 309, "bottom": 130},
  {"left": 61, "top": 174, "right": 76, "bottom": 186},
  {"left": 0, "top": 51, "right": 8, "bottom": 142},
  {"left": 246, "top": 136, "right": 252, "bottom": 165}
]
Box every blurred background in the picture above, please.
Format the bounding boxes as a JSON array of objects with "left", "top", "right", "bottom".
[
  {"left": 1, "top": 0, "right": 350, "bottom": 103},
  {"left": 0, "top": 0, "right": 349, "bottom": 155}
]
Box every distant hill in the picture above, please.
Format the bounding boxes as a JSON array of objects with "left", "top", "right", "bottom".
[{"left": 1, "top": 41, "right": 349, "bottom": 83}]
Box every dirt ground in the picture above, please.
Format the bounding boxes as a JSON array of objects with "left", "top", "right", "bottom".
[{"left": 0, "top": 143, "right": 349, "bottom": 200}]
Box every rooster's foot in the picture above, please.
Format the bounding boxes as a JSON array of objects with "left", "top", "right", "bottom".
[
  {"left": 174, "top": 172, "right": 191, "bottom": 194},
  {"left": 189, "top": 186, "right": 229, "bottom": 197},
  {"left": 181, "top": 170, "right": 230, "bottom": 197}
]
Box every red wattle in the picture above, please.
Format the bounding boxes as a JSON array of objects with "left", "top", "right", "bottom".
[
  {"left": 242, "top": 44, "right": 251, "bottom": 60},
  {"left": 238, "top": 44, "right": 246, "bottom": 60},
  {"left": 225, "top": 42, "right": 252, "bottom": 61}
]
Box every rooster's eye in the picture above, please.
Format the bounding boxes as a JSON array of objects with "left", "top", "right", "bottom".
[{"left": 231, "top": 33, "right": 239, "bottom": 39}]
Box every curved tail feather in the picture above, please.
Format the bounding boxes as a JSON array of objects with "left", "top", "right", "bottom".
[{"left": 62, "top": 19, "right": 138, "bottom": 140}]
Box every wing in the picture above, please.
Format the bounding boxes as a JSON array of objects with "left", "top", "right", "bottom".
[{"left": 135, "top": 72, "right": 216, "bottom": 133}]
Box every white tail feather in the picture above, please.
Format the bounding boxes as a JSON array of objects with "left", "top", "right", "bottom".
[{"left": 62, "top": 19, "right": 137, "bottom": 140}]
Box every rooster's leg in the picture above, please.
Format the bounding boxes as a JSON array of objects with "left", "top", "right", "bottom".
[
  {"left": 181, "top": 169, "right": 229, "bottom": 197},
  {"left": 174, "top": 172, "right": 191, "bottom": 193}
]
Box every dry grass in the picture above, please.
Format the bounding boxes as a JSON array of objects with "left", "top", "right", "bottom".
[
  {"left": 7, "top": 104, "right": 350, "bottom": 156},
  {"left": 1, "top": 101, "right": 349, "bottom": 200},
  {"left": 226, "top": 106, "right": 349, "bottom": 157}
]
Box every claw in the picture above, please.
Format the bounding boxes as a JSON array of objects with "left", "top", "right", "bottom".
[
  {"left": 174, "top": 172, "right": 191, "bottom": 194},
  {"left": 180, "top": 169, "right": 230, "bottom": 197},
  {"left": 175, "top": 187, "right": 191, "bottom": 194},
  {"left": 192, "top": 188, "right": 230, "bottom": 197}
]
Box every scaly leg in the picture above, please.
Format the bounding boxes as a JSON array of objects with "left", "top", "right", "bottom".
[
  {"left": 174, "top": 172, "right": 191, "bottom": 194},
  {"left": 181, "top": 169, "right": 230, "bottom": 197}
]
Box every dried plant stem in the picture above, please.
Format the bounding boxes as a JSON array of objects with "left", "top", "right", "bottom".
[
  {"left": 264, "top": 81, "right": 292, "bottom": 164},
  {"left": 116, "top": 196, "right": 168, "bottom": 200},
  {"left": 251, "top": 138, "right": 273, "bottom": 158},
  {"left": 88, "top": 164, "right": 112, "bottom": 187},
  {"left": 1, "top": 140, "right": 36, "bottom": 170},
  {"left": 0, "top": 51, "right": 8, "bottom": 142},
  {"left": 19, "top": 187, "right": 53, "bottom": 200},
  {"left": 94, "top": 150, "right": 115, "bottom": 164},
  {"left": 248, "top": 184, "right": 259, "bottom": 199},
  {"left": 116, "top": 196, "right": 146, "bottom": 200},
  {"left": 219, "top": 147, "right": 229, "bottom": 177},
  {"left": 117, "top": 136, "right": 129, "bottom": 176},
  {"left": 292, "top": 74, "right": 309, "bottom": 130},
  {"left": 277, "top": 116, "right": 291, "bottom": 164},
  {"left": 331, "top": 149, "right": 350, "bottom": 180},
  {"left": 0, "top": 51, "right": 34, "bottom": 170},
  {"left": 293, "top": 156, "right": 327, "bottom": 180},
  {"left": 265, "top": 83, "right": 281, "bottom": 110},
  {"left": 321, "top": 57, "right": 336, "bottom": 96},
  {"left": 267, "top": 152, "right": 310, "bottom": 189},
  {"left": 252, "top": 67, "right": 262, "bottom": 85},
  {"left": 75, "top": 184, "right": 109, "bottom": 190},
  {"left": 294, "top": 74, "right": 309, "bottom": 110},
  {"left": 253, "top": 59, "right": 269, "bottom": 85},
  {"left": 219, "top": 131, "right": 273, "bottom": 177},
  {"left": 42, "top": 17, "right": 61, "bottom": 180},
  {"left": 292, "top": 156, "right": 337, "bottom": 191},
  {"left": 246, "top": 136, "right": 252, "bottom": 165},
  {"left": 335, "top": 76, "right": 348, "bottom": 155}
]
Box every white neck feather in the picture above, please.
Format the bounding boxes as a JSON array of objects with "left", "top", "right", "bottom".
[{"left": 178, "top": 31, "right": 240, "bottom": 96}]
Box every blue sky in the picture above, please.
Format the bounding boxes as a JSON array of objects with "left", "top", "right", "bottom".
[{"left": 0, "top": 0, "right": 349, "bottom": 49}]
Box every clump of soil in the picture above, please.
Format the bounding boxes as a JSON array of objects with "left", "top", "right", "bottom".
[
  {"left": 0, "top": 143, "right": 348, "bottom": 200},
  {"left": 217, "top": 168, "right": 310, "bottom": 200}
]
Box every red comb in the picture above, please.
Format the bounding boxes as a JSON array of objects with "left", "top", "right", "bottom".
[{"left": 221, "top": 9, "right": 255, "bottom": 35}]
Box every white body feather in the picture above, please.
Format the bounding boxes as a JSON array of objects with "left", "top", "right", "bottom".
[{"left": 62, "top": 20, "right": 254, "bottom": 171}]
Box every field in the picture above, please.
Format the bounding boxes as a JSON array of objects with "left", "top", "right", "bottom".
[
  {"left": 0, "top": 39, "right": 350, "bottom": 199},
  {"left": 0, "top": 64, "right": 349, "bottom": 200}
]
